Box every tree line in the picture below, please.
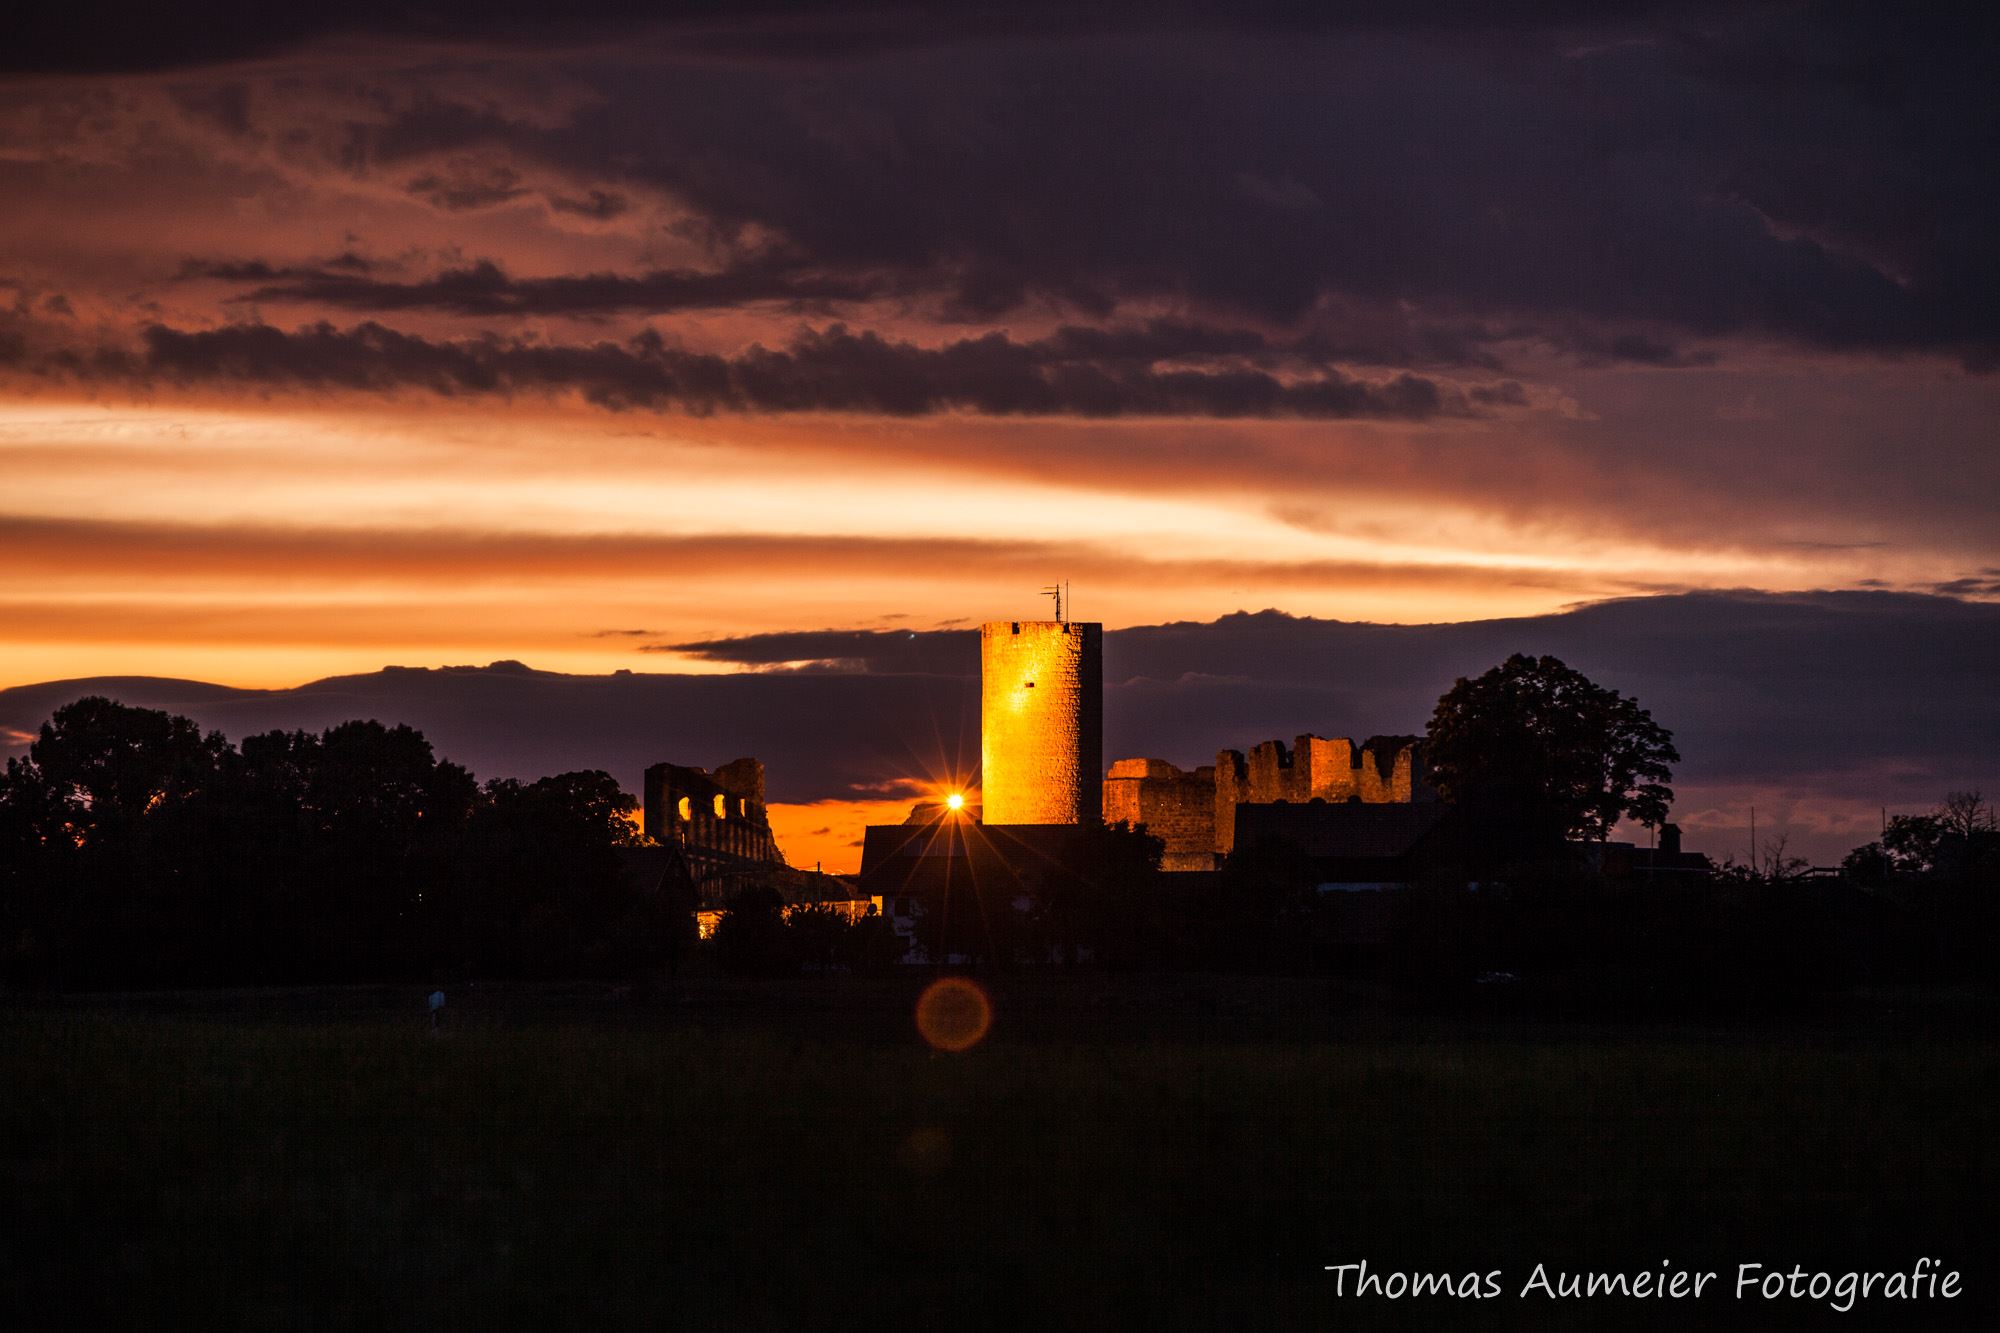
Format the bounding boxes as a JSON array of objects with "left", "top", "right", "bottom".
[{"left": 0, "top": 697, "right": 682, "bottom": 987}]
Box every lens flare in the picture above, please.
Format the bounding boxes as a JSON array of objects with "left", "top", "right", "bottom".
[{"left": 915, "top": 976, "right": 993, "bottom": 1052}]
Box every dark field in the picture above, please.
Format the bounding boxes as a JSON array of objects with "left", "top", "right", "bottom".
[{"left": 4, "top": 979, "right": 1994, "bottom": 1330}]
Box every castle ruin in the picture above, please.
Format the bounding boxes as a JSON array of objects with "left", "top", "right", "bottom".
[
  {"left": 1104, "top": 735, "right": 1433, "bottom": 870},
  {"left": 642, "top": 757, "right": 784, "bottom": 867}
]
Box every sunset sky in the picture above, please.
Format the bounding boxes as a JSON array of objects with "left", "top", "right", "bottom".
[{"left": 3, "top": 3, "right": 1995, "bottom": 869}]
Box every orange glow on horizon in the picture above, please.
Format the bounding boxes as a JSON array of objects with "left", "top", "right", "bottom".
[{"left": 766, "top": 798, "right": 917, "bottom": 876}]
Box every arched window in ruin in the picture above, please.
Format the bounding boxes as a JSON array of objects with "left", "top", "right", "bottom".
[
  {"left": 676, "top": 796, "right": 691, "bottom": 822},
  {"left": 713, "top": 793, "right": 728, "bottom": 819}
]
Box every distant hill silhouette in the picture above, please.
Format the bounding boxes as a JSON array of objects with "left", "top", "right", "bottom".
[{"left": 5, "top": 591, "right": 1994, "bottom": 864}]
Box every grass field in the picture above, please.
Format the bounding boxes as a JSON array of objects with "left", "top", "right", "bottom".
[{"left": 4, "top": 977, "right": 1994, "bottom": 1329}]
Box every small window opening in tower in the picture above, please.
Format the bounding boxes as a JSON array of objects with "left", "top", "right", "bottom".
[
  {"left": 713, "top": 793, "right": 728, "bottom": 818},
  {"left": 676, "top": 796, "right": 691, "bottom": 821}
]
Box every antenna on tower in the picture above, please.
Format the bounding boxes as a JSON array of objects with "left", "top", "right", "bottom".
[{"left": 1043, "top": 583, "right": 1064, "bottom": 622}]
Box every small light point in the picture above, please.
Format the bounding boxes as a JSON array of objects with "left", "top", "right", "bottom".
[{"left": 945, "top": 792, "right": 965, "bottom": 811}]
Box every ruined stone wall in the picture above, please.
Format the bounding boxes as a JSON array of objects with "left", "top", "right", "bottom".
[
  {"left": 712, "top": 757, "right": 766, "bottom": 805},
  {"left": 1212, "top": 750, "right": 1250, "bottom": 857},
  {"left": 1210, "top": 735, "right": 1429, "bottom": 855},
  {"left": 642, "top": 759, "right": 784, "bottom": 865},
  {"left": 1103, "top": 757, "right": 1217, "bottom": 870},
  {"left": 981, "top": 620, "right": 1103, "bottom": 825}
]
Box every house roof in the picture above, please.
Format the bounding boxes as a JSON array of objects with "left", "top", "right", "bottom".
[{"left": 858, "top": 818, "right": 1081, "bottom": 892}]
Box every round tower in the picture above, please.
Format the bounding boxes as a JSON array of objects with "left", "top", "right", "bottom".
[{"left": 980, "top": 620, "right": 1103, "bottom": 825}]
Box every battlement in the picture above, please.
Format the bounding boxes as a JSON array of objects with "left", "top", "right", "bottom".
[
  {"left": 1105, "top": 733, "right": 1431, "bottom": 866},
  {"left": 1213, "top": 734, "right": 1430, "bottom": 854}
]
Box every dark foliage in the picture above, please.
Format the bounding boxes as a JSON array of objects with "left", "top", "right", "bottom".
[
  {"left": 457, "top": 771, "right": 671, "bottom": 978},
  {"left": 710, "top": 890, "right": 901, "bottom": 978},
  {"left": 1426, "top": 653, "right": 1678, "bottom": 860},
  {"left": 0, "top": 698, "right": 673, "bottom": 987},
  {"left": 710, "top": 884, "right": 791, "bottom": 978},
  {"left": 1029, "top": 821, "right": 1167, "bottom": 969}
]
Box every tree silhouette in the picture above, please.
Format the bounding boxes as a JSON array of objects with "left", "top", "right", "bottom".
[
  {"left": 1426, "top": 654, "right": 1678, "bottom": 855},
  {"left": 1937, "top": 790, "right": 1996, "bottom": 842},
  {"left": 1035, "top": 822, "right": 1166, "bottom": 969},
  {"left": 1844, "top": 794, "right": 1998, "bottom": 887},
  {"left": 1882, "top": 814, "right": 1945, "bottom": 877},
  {"left": 712, "top": 883, "right": 792, "bottom": 976},
  {"left": 23, "top": 696, "right": 228, "bottom": 837},
  {"left": 463, "top": 770, "right": 650, "bottom": 976},
  {"left": 0, "top": 698, "right": 231, "bottom": 982}
]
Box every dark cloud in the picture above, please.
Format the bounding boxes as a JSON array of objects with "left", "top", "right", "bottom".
[
  {"left": 1552, "top": 330, "right": 1720, "bottom": 369},
  {"left": 265, "top": 8, "right": 1973, "bottom": 365},
  {"left": 673, "top": 628, "right": 980, "bottom": 676},
  {"left": 1467, "top": 379, "right": 1528, "bottom": 407},
  {"left": 405, "top": 165, "right": 529, "bottom": 212},
  {"left": 54, "top": 318, "right": 1503, "bottom": 419},
  {"left": 23, "top": 5, "right": 1997, "bottom": 371},
  {"left": 188, "top": 256, "right": 1724, "bottom": 373},
  {"left": 546, "top": 190, "right": 631, "bottom": 220},
  {"left": 180, "top": 257, "right": 383, "bottom": 282},
  {"left": 0, "top": 2, "right": 1726, "bottom": 76},
  {"left": 1931, "top": 576, "right": 2000, "bottom": 598},
  {"left": 168, "top": 79, "right": 254, "bottom": 134},
  {"left": 218, "top": 258, "right": 892, "bottom": 317}
]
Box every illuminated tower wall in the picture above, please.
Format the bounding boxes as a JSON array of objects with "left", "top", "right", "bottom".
[{"left": 980, "top": 620, "right": 1103, "bottom": 825}]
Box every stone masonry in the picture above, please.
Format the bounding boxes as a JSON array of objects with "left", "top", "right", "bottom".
[
  {"left": 1104, "top": 735, "right": 1433, "bottom": 869},
  {"left": 1103, "top": 758, "right": 1218, "bottom": 871},
  {"left": 980, "top": 620, "right": 1104, "bottom": 825},
  {"left": 642, "top": 757, "right": 784, "bottom": 865}
]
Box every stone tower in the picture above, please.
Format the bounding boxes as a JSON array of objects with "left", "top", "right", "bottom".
[{"left": 980, "top": 620, "right": 1103, "bottom": 825}]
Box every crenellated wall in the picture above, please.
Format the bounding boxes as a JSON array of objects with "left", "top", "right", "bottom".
[
  {"left": 1212, "top": 735, "right": 1427, "bottom": 854},
  {"left": 1104, "top": 734, "right": 1431, "bottom": 864},
  {"left": 981, "top": 620, "right": 1103, "bottom": 825}
]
